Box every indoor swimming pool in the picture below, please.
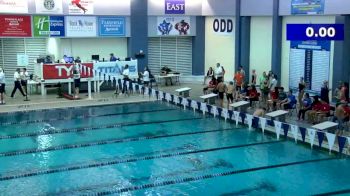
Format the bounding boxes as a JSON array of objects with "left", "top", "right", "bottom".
[{"left": 0, "top": 101, "right": 350, "bottom": 195}]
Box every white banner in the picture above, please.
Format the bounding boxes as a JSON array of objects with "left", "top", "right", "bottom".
[
  {"left": 0, "top": 0, "right": 28, "bottom": 13},
  {"left": 274, "top": 121, "right": 282, "bottom": 140},
  {"left": 191, "top": 100, "right": 197, "bottom": 112},
  {"left": 212, "top": 17, "right": 235, "bottom": 36},
  {"left": 222, "top": 108, "right": 228, "bottom": 121},
  {"left": 35, "top": 0, "right": 63, "bottom": 14},
  {"left": 68, "top": 0, "right": 94, "bottom": 15},
  {"left": 233, "top": 111, "right": 240, "bottom": 126},
  {"left": 165, "top": 93, "right": 171, "bottom": 102},
  {"left": 66, "top": 16, "right": 97, "bottom": 37},
  {"left": 246, "top": 114, "right": 253, "bottom": 130},
  {"left": 200, "top": 102, "right": 207, "bottom": 115},
  {"left": 259, "top": 117, "right": 266, "bottom": 133},
  {"left": 174, "top": 95, "right": 179, "bottom": 104},
  {"left": 157, "top": 16, "right": 191, "bottom": 36},
  {"left": 291, "top": 125, "right": 299, "bottom": 143},
  {"left": 307, "top": 128, "right": 317, "bottom": 148},
  {"left": 182, "top": 98, "right": 188, "bottom": 110},
  {"left": 325, "top": 132, "right": 336, "bottom": 153}
]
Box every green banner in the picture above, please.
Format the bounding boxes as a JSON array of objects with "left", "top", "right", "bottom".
[{"left": 33, "top": 16, "right": 50, "bottom": 37}]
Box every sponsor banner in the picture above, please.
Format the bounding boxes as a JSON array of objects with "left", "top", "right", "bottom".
[
  {"left": 68, "top": 0, "right": 94, "bottom": 15},
  {"left": 33, "top": 15, "right": 65, "bottom": 37},
  {"left": 165, "top": 0, "right": 185, "bottom": 14},
  {"left": 43, "top": 63, "right": 94, "bottom": 80},
  {"left": 66, "top": 16, "right": 97, "bottom": 37},
  {"left": 94, "top": 61, "right": 138, "bottom": 80},
  {"left": 212, "top": 17, "right": 234, "bottom": 35},
  {"left": 98, "top": 17, "right": 125, "bottom": 37},
  {"left": 0, "top": 0, "right": 28, "bottom": 14},
  {"left": 35, "top": 0, "right": 63, "bottom": 14},
  {"left": 291, "top": 0, "right": 325, "bottom": 15},
  {"left": 0, "top": 15, "right": 32, "bottom": 37},
  {"left": 157, "top": 16, "right": 190, "bottom": 36}
]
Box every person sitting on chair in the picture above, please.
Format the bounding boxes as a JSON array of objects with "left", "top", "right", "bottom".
[
  {"left": 204, "top": 67, "right": 214, "bottom": 85},
  {"left": 161, "top": 66, "right": 173, "bottom": 86},
  {"left": 246, "top": 85, "right": 259, "bottom": 107},
  {"left": 203, "top": 76, "right": 217, "bottom": 94},
  {"left": 280, "top": 90, "right": 297, "bottom": 110}
]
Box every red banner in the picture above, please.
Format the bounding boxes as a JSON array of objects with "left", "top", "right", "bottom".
[
  {"left": 0, "top": 15, "right": 32, "bottom": 37},
  {"left": 43, "top": 63, "right": 94, "bottom": 80}
]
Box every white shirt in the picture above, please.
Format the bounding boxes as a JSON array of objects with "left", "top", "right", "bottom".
[
  {"left": 270, "top": 78, "right": 277, "bottom": 90},
  {"left": 143, "top": 70, "right": 150, "bottom": 82},
  {"left": 215, "top": 66, "right": 223, "bottom": 77},
  {"left": 20, "top": 71, "right": 29, "bottom": 81},
  {"left": 73, "top": 64, "right": 81, "bottom": 79},
  {"left": 123, "top": 68, "right": 129, "bottom": 78},
  {"left": 14, "top": 72, "right": 20, "bottom": 81},
  {"left": 0, "top": 72, "right": 5, "bottom": 84}
]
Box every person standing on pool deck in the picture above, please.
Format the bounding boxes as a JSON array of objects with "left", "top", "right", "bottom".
[
  {"left": 0, "top": 68, "right": 5, "bottom": 104},
  {"left": 11, "top": 68, "right": 26, "bottom": 98},
  {"left": 20, "top": 68, "right": 29, "bottom": 96},
  {"left": 122, "top": 64, "right": 130, "bottom": 94},
  {"left": 72, "top": 62, "right": 81, "bottom": 99}
]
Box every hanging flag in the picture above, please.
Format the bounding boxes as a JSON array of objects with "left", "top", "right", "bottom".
[
  {"left": 252, "top": 117, "right": 259, "bottom": 129},
  {"left": 217, "top": 107, "right": 223, "bottom": 118},
  {"left": 291, "top": 125, "right": 299, "bottom": 143},
  {"left": 307, "top": 128, "right": 316, "bottom": 148},
  {"left": 274, "top": 121, "right": 282, "bottom": 140},
  {"left": 132, "top": 83, "right": 136, "bottom": 93},
  {"left": 259, "top": 117, "right": 267, "bottom": 134},
  {"left": 197, "top": 102, "right": 201, "bottom": 110},
  {"left": 144, "top": 87, "right": 149, "bottom": 96},
  {"left": 165, "top": 93, "right": 171, "bottom": 102},
  {"left": 178, "top": 97, "right": 183, "bottom": 106},
  {"left": 282, "top": 123, "right": 290, "bottom": 138},
  {"left": 317, "top": 131, "right": 325, "bottom": 147},
  {"left": 191, "top": 100, "right": 197, "bottom": 112},
  {"left": 246, "top": 114, "right": 253, "bottom": 130},
  {"left": 233, "top": 111, "right": 240, "bottom": 126},
  {"left": 182, "top": 98, "right": 188, "bottom": 110},
  {"left": 212, "top": 106, "right": 219, "bottom": 117},
  {"left": 200, "top": 102, "right": 207, "bottom": 115},
  {"left": 159, "top": 91, "right": 164, "bottom": 100},
  {"left": 338, "top": 136, "right": 347, "bottom": 154},
  {"left": 155, "top": 90, "right": 160, "bottom": 100},
  {"left": 267, "top": 120, "right": 274, "bottom": 126},
  {"left": 139, "top": 85, "right": 143, "bottom": 94},
  {"left": 170, "top": 94, "right": 174, "bottom": 103},
  {"left": 174, "top": 95, "right": 179, "bottom": 105},
  {"left": 151, "top": 89, "right": 157, "bottom": 98},
  {"left": 325, "top": 132, "right": 336, "bottom": 153},
  {"left": 299, "top": 127, "right": 307, "bottom": 142},
  {"left": 228, "top": 110, "right": 233, "bottom": 119},
  {"left": 240, "top": 113, "right": 246, "bottom": 125},
  {"left": 206, "top": 104, "right": 212, "bottom": 114},
  {"left": 222, "top": 108, "right": 229, "bottom": 121}
]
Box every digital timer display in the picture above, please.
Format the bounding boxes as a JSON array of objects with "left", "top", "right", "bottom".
[{"left": 287, "top": 24, "right": 344, "bottom": 41}]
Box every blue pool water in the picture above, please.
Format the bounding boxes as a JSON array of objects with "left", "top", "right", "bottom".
[{"left": 0, "top": 101, "right": 350, "bottom": 195}]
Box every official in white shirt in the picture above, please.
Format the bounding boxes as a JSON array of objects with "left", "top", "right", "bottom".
[
  {"left": 72, "top": 62, "right": 81, "bottom": 99},
  {"left": 269, "top": 74, "right": 278, "bottom": 91},
  {"left": 142, "top": 67, "right": 150, "bottom": 87},
  {"left": 20, "top": 68, "right": 29, "bottom": 95},
  {"left": 122, "top": 64, "right": 130, "bottom": 94},
  {"left": 215, "top": 63, "right": 223, "bottom": 82},
  {"left": 11, "top": 68, "right": 26, "bottom": 98},
  {"left": 0, "top": 68, "right": 5, "bottom": 104}
]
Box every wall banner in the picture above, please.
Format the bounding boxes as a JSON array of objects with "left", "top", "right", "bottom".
[
  {"left": 291, "top": 0, "right": 325, "bottom": 15},
  {"left": 0, "top": 0, "right": 28, "bottom": 14},
  {"left": 0, "top": 15, "right": 32, "bottom": 37},
  {"left": 68, "top": 0, "right": 94, "bottom": 15},
  {"left": 98, "top": 17, "right": 125, "bottom": 37},
  {"left": 35, "top": 0, "right": 63, "bottom": 14},
  {"left": 33, "top": 15, "right": 65, "bottom": 37},
  {"left": 212, "top": 18, "right": 234, "bottom": 35},
  {"left": 66, "top": 16, "right": 97, "bottom": 37},
  {"left": 94, "top": 61, "right": 138, "bottom": 80},
  {"left": 157, "top": 16, "right": 190, "bottom": 36},
  {"left": 43, "top": 63, "right": 94, "bottom": 80}
]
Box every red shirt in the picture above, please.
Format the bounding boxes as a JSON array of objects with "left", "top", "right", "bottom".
[
  {"left": 343, "top": 106, "right": 350, "bottom": 115},
  {"left": 234, "top": 73, "right": 243, "bottom": 86},
  {"left": 270, "top": 91, "right": 278, "bottom": 100},
  {"left": 208, "top": 80, "right": 217, "bottom": 88},
  {"left": 312, "top": 102, "right": 322, "bottom": 110},
  {"left": 319, "top": 103, "right": 330, "bottom": 112},
  {"left": 249, "top": 89, "right": 258, "bottom": 98}
]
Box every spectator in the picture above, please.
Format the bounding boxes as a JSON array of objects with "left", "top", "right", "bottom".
[
  {"left": 340, "top": 82, "right": 349, "bottom": 103},
  {"left": 320, "top": 80, "right": 330, "bottom": 103},
  {"left": 306, "top": 96, "right": 323, "bottom": 124},
  {"left": 239, "top": 65, "right": 245, "bottom": 79},
  {"left": 246, "top": 85, "right": 259, "bottom": 107},
  {"left": 161, "top": 66, "right": 173, "bottom": 86},
  {"left": 225, "top": 81, "right": 235, "bottom": 108},
  {"left": 334, "top": 82, "right": 342, "bottom": 105},
  {"left": 216, "top": 79, "right": 226, "bottom": 108},
  {"left": 203, "top": 76, "right": 217, "bottom": 94},
  {"left": 298, "top": 77, "right": 306, "bottom": 109},
  {"left": 333, "top": 103, "right": 350, "bottom": 135},
  {"left": 251, "top": 69, "right": 257, "bottom": 85},
  {"left": 298, "top": 93, "right": 312, "bottom": 120},
  {"left": 204, "top": 67, "right": 214, "bottom": 85},
  {"left": 234, "top": 70, "right": 244, "bottom": 92},
  {"left": 276, "top": 87, "right": 287, "bottom": 110},
  {"left": 215, "top": 63, "right": 224, "bottom": 82},
  {"left": 259, "top": 71, "right": 268, "bottom": 87},
  {"left": 110, "top": 53, "right": 119, "bottom": 62},
  {"left": 267, "top": 87, "right": 279, "bottom": 111},
  {"left": 269, "top": 74, "right": 278, "bottom": 92},
  {"left": 315, "top": 101, "right": 331, "bottom": 123},
  {"left": 260, "top": 78, "right": 269, "bottom": 104},
  {"left": 281, "top": 90, "right": 297, "bottom": 110}
]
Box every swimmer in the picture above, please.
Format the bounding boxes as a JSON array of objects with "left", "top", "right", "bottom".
[{"left": 253, "top": 107, "right": 266, "bottom": 117}]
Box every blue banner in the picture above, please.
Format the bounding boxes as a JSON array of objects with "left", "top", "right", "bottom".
[
  {"left": 49, "top": 16, "right": 65, "bottom": 37},
  {"left": 290, "top": 40, "right": 331, "bottom": 51},
  {"left": 287, "top": 24, "right": 344, "bottom": 41},
  {"left": 98, "top": 17, "right": 125, "bottom": 37},
  {"left": 291, "top": 0, "right": 325, "bottom": 15}
]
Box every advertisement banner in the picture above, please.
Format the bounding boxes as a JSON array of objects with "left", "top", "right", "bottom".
[
  {"left": 0, "top": 15, "right": 32, "bottom": 37},
  {"left": 35, "top": 0, "right": 63, "bottom": 14},
  {"left": 66, "top": 16, "right": 97, "bottom": 37},
  {"left": 43, "top": 63, "right": 94, "bottom": 80},
  {"left": 33, "top": 16, "right": 65, "bottom": 37},
  {"left": 68, "top": 0, "right": 94, "bottom": 15},
  {"left": 165, "top": 0, "right": 185, "bottom": 14},
  {"left": 212, "top": 17, "right": 234, "bottom": 35},
  {"left": 291, "top": 0, "right": 325, "bottom": 15},
  {"left": 98, "top": 17, "right": 125, "bottom": 37},
  {"left": 94, "top": 61, "right": 138, "bottom": 80},
  {"left": 0, "top": 0, "right": 28, "bottom": 14},
  {"left": 157, "top": 16, "right": 190, "bottom": 36}
]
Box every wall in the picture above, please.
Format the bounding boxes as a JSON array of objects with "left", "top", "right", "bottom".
[
  {"left": 279, "top": 0, "right": 350, "bottom": 15},
  {"left": 202, "top": 0, "right": 236, "bottom": 16},
  {"left": 241, "top": 0, "right": 273, "bottom": 16},
  {"left": 281, "top": 15, "right": 335, "bottom": 91},
  {"left": 249, "top": 17, "right": 273, "bottom": 82},
  {"left": 205, "top": 16, "right": 235, "bottom": 81},
  {"left": 58, "top": 38, "right": 128, "bottom": 62}
]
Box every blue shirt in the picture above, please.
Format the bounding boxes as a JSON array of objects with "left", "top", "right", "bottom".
[
  {"left": 303, "top": 97, "right": 312, "bottom": 107},
  {"left": 110, "top": 56, "right": 118, "bottom": 62},
  {"left": 288, "top": 95, "right": 297, "bottom": 106}
]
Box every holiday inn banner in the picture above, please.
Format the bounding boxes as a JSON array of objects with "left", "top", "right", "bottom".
[{"left": 33, "top": 15, "right": 65, "bottom": 37}]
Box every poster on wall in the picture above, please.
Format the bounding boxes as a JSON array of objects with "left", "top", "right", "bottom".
[
  {"left": 68, "top": 0, "right": 94, "bottom": 15},
  {"left": 33, "top": 16, "right": 65, "bottom": 37},
  {"left": 157, "top": 16, "right": 190, "bottom": 36},
  {"left": 35, "top": 0, "right": 63, "bottom": 14},
  {"left": 291, "top": 0, "right": 325, "bottom": 15},
  {"left": 98, "top": 17, "right": 125, "bottom": 37},
  {"left": 289, "top": 40, "right": 330, "bottom": 91},
  {"left": 0, "top": 0, "right": 28, "bottom": 14},
  {"left": 212, "top": 18, "right": 234, "bottom": 35},
  {"left": 65, "top": 16, "right": 97, "bottom": 37},
  {"left": 0, "top": 15, "right": 32, "bottom": 37}
]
